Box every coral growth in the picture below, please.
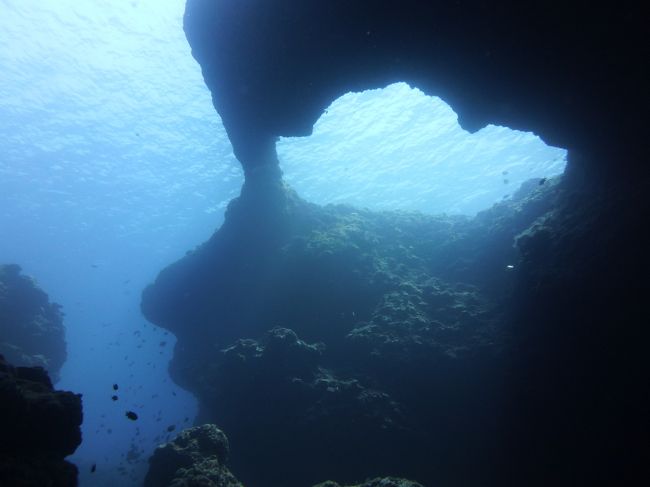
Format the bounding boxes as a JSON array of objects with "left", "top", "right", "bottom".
[
  {"left": 144, "top": 424, "right": 241, "bottom": 487},
  {"left": 143, "top": 176, "right": 564, "bottom": 486},
  {"left": 0, "top": 264, "right": 67, "bottom": 381}
]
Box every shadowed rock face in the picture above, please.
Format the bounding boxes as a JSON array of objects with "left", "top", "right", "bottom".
[
  {"left": 144, "top": 424, "right": 241, "bottom": 487},
  {"left": 0, "top": 264, "right": 67, "bottom": 382},
  {"left": 184, "top": 0, "right": 648, "bottom": 176},
  {"left": 0, "top": 355, "right": 83, "bottom": 487},
  {"left": 141, "top": 176, "right": 582, "bottom": 486},
  {"left": 143, "top": 171, "right": 649, "bottom": 485}
]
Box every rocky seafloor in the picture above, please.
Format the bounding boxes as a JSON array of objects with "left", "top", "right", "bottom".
[
  {"left": 143, "top": 169, "right": 615, "bottom": 486},
  {"left": 144, "top": 423, "right": 422, "bottom": 487}
]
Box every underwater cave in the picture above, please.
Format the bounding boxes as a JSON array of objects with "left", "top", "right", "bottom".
[
  {"left": 1, "top": 1, "right": 648, "bottom": 487},
  {"left": 142, "top": 1, "right": 650, "bottom": 485}
]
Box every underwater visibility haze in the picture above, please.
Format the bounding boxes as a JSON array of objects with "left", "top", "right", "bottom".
[{"left": 5, "top": 1, "right": 645, "bottom": 486}]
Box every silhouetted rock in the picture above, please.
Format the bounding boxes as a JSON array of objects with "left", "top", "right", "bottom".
[
  {"left": 0, "top": 354, "right": 82, "bottom": 487},
  {"left": 144, "top": 424, "right": 241, "bottom": 487},
  {"left": 184, "top": 0, "right": 647, "bottom": 177},
  {"left": 0, "top": 264, "right": 67, "bottom": 381}
]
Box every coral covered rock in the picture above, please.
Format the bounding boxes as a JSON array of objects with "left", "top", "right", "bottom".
[
  {"left": 0, "top": 354, "right": 83, "bottom": 486},
  {"left": 142, "top": 177, "right": 564, "bottom": 486},
  {"left": 206, "top": 327, "right": 407, "bottom": 485},
  {"left": 144, "top": 424, "right": 241, "bottom": 487},
  {"left": 0, "top": 264, "right": 67, "bottom": 381}
]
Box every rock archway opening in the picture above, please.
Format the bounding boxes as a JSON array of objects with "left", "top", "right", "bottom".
[{"left": 278, "top": 82, "right": 567, "bottom": 215}]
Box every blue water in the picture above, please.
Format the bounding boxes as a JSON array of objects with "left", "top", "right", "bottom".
[
  {"left": 280, "top": 82, "right": 566, "bottom": 215},
  {"left": 0, "top": 1, "right": 565, "bottom": 485}
]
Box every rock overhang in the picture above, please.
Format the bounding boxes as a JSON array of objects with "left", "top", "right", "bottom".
[{"left": 183, "top": 0, "right": 648, "bottom": 177}]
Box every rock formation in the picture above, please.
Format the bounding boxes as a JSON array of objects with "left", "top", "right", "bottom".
[
  {"left": 0, "top": 264, "right": 67, "bottom": 381},
  {"left": 142, "top": 176, "right": 575, "bottom": 486},
  {"left": 145, "top": 423, "right": 422, "bottom": 487},
  {"left": 144, "top": 424, "right": 241, "bottom": 487},
  {"left": 0, "top": 354, "right": 83, "bottom": 487},
  {"left": 142, "top": 1, "right": 649, "bottom": 486},
  {"left": 184, "top": 0, "right": 647, "bottom": 177}
]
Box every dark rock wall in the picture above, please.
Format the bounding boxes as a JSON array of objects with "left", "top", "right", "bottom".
[
  {"left": 0, "top": 264, "right": 67, "bottom": 381},
  {"left": 0, "top": 354, "right": 83, "bottom": 487},
  {"left": 505, "top": 161, "right": 649, "bottom": 484}
]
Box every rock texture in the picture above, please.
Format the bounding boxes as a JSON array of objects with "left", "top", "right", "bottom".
[
  {"left": 0, "top": 354, "right": 83, "bottom": 487},
  {"left": 143, "top": 1, "right": 649, "bottom": 485},
  {"left": 145, "top": 424, "right": 423, "bottom": 487},
  {"left": 0, "top": 264, "right": 67, "bottom": 381},
  {"left": 142, "top": 176, "right": 570, "bottom": 486},
  {"left": 184, "top": 0, "right": 647, "bottom": 176},
  {"left": 144, "top": 424, "right": 242, "bottom": 487}
]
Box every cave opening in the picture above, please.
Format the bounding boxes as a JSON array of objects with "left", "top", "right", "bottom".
[{"left": 278, "top": 82, "right": 567, "bottom": 215}]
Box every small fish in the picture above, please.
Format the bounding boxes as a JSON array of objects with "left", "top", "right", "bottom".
[
  {"left": 90, "top": 464, "right": 96, "bottom": 473},
  {"left": 539, "top": 177, "right": 547, "bottom": 185},
  {"left": 159, "top": 341, "right": 166, "bottom": 347},
  {"left": 125, "top": 411, "right": 138, "bottom": 421},
  {"left": 166, "top": 425, "right": 176, "bottom": 432},
  {"left": 503, "top": 179, "right": 509, "bottom": 184},
  {"left": 113, "top": 384, "right": 119, "bottom": 391},
  {"left": 502, "top": 170, "right": 508, "bottom": 175},
  {"left": 91, "top": 264, "right": 99, "bottom": 268},
  {"left": 111, "top": 395, "right": 118, "bottom": 401},
  {"left": 506, "top": 264, "right": 515, "bottom": 270}
]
